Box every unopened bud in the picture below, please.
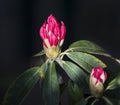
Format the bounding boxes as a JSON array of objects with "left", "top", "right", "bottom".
[
  {"left": 40, "top": 14, "right": 66, "bottom": 59},
  {"left": 89, "top": 66, "right": 107, "bottom": 97}
]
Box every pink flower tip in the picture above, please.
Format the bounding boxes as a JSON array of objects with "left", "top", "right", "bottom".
[
  {"left": 39, "top": 14, "right": 66, "bottom": 48},
  {"left": 91, "top": 66, "right": 107, "bottom": 85}
]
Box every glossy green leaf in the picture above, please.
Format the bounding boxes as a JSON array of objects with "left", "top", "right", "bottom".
[
  {"left": 106, "top": 73, "right": 120, "bottom": 90},
  {"left": 69, "top": 40, "right": 110, "bottom": 56},
  {"left": 67, "top": 52, "right": 106, "bottom": 73},
  {"left": 75, "top": 99, "right": 88, "bottom": 105},
  {"left": 3, "top": 67, "right": 40, "bottom": 105},
  {"left": 58, "top": 60, "right": 88, "bottom": 91},
  {"left": 43, "top": 62, "right": 60, "bottom": 105},
  {"left": 68, "top": 80, "right": 84, "bottom": 104},
  {"left": 33, "top": 50, "right": 45, "bottom": 57}
]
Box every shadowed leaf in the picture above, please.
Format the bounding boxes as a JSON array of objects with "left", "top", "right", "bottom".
[{"left": 3, "top": 67, "right": 40, "bottom": 105}]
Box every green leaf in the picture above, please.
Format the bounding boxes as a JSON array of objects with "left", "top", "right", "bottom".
[
  {"left": 38, "top": 61, "right": 48, "bottom": 79},
  {"left": 106, "top": 73, "right": 120, "bottom": 90},
  {"left": 33, "top": 50, "right": 45, "bottom": 57},
  {"left": 58, "top": 60, "right": 88, "bottom": 91},
  {"left": 68, "top": 80, "right": 84, "bottom": 104},
  {"left": 69, "top": 40, "right": 110, "bottom": 56},
  {"left": 43, "top": 62, "right": 60, "bottom": 105},
  {"left": 67, "top": 52, "right": 106, "bottom": 73},
  {"left": 106, "top": 79, "right": 117, "bottom": 90},
  {"left": 75, "top": 98, "right": 88, "bottom": 105},
  {"left": 3, "top": 67, "right": 40, "bottom": 105}
]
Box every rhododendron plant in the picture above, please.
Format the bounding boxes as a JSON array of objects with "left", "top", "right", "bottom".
[{"left": 3, "top": 14, "right": 120, "bottom": 105}]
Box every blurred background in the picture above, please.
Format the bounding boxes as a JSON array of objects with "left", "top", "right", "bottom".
[{"left": 0, "top": 0, "right": 120, "bottom": 105}]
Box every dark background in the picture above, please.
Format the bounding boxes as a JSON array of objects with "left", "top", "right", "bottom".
[{"left": 0, "top": 0, "right": 120, "bottom": 105}]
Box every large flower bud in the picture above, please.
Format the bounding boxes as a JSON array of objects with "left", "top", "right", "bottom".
[
  {"left": 40, "top": 14, "right": 66, "bottom": 58},
  {"left": 89, "top": 66, "right": 107, "bottom": 97}
]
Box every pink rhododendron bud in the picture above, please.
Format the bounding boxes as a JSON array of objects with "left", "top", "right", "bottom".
[
  {"left": 89, "top": 66, "right": 107, "bottom": 97},
  {"left": 40, "top": 14, "right": 66, "bottom": 58}
]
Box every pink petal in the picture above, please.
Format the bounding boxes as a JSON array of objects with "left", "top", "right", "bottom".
[
  {"left": 48, "top": 33, "right": 58, "bottom": 46},
  {"left": 40, "top": 21, "right": 47, "bottom": 40},
  {"left": 60, "top": 21, "right": 66, "bottom": 40},
  {"left": 92, "top": 66, "right": 107, "bottom": 84},
  {"left": 54, "top": 25, "right": 61, "bottom": 38},
  {"left": 47, "top": 14, "right": 58, "bottom": 27}
]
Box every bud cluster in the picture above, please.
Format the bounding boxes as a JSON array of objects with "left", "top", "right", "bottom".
[{"left": 40, "top": 14, "right": 66, "bottom": 58}]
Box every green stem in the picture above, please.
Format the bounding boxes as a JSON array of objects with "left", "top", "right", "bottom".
[
  {"left": 58, "top": 48, "right": 75, "bottom": 59},
  {"left": 91, "top": 99, "right": 99, "bottom": 105},
  {"left": 102, "top": 96, "right": 113, "bottom": 105},
  {"left": 86, "top": 96, "right": 94, "bottom": 101}
]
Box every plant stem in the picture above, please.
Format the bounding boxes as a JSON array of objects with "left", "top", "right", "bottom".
[
  {"left": 91, "top": 99, "right": 99, "bottom": 105},
  {"left": 102, "top": 96, "right": 113, "bottom": 105},
  {"left": 86, "top": 95, "right": 94, "bottom": 101}
]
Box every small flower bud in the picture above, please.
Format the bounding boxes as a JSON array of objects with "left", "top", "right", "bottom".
[
  {"left": 40, "top": 14, "right": 66, "bottom": 58},
  {"left": 89, "top": 66, "right": 107, "bottom": 97}
]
